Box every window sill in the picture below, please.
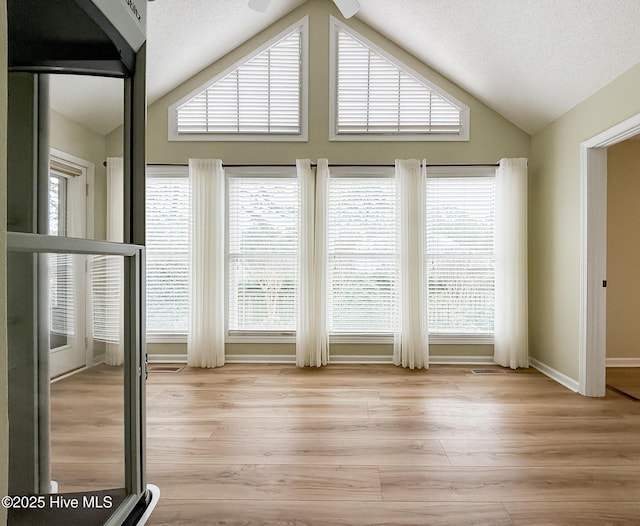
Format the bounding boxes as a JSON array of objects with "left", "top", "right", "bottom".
[
  {"left": 226, "top": 332, "right": 296, "bottom": 344},
  {"left": 146, "top": 333, "right": 494, "bottom": 345},
  {"left": 429, "top": 334, "right": 494, "bottom": 345}
]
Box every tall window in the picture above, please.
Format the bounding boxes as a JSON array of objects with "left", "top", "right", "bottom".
[
  {"left": 227, "top": 172, "right": 299, "bottom": 333},
  {"left": 327, "top": 169, "right": 398, "bottom": 334},
  {"left": 425, "top": 169, "right": 495, "bottom": 337},
  {"left": 330, "top": 17, "right": 469, "bottom": 141},
  {"left": 170, "top": 18, "right": 308, "bottom": 141},
  {"left": 146, "top": 167, "right": 190, "bottom": 337}
]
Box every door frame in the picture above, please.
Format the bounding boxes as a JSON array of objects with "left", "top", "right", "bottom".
[{"left": 580, "top": 112, "right": 640, "bottom": 396}]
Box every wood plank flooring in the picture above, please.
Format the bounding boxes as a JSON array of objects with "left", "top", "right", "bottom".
[
  {"left": 51, "top": 363, "right": 640, "bottom": 525},
  {"left": 607, "top": 366, "right": 640, "bottom": 399}
]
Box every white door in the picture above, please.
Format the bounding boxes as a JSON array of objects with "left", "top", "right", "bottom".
[{"left": 48, "top": 154, "right": 88, "bottom": 378}]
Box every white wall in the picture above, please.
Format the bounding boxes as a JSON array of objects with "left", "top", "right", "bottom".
[{"left": 49, "top": 109, "right": 108, "bottom": 240}]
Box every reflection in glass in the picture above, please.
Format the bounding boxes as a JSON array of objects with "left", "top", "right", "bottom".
[{"left": 48, "top": 253, "right": 125, "bottom": 502}]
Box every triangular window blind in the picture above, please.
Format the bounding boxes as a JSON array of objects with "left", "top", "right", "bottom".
[
  {"left": 172, "top": 19, "right": 307, "bottom": 139},
  {"left": 332, "top": 19, "right": 468, "bottom": 140}
]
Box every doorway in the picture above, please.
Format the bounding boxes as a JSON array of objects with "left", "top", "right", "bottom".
[
  {"left": 580, "top": 113, "right": 640, "bottom": 396},
  {"left": 47, "top": 152, "right": 91, "bottom": 378},
  {"left": 602, "top": 136, "right": 640, "bottom": 398}
]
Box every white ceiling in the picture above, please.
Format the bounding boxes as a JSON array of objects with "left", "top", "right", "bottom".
[{"left": 50, "top": 0, "right": 640, "bottom": 137}]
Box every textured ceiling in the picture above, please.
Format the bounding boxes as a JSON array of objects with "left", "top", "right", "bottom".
[
  {"left": 146, "top": 0, "right": 306, "bottom": 105},
  {"left": 356, "top": 0, "right": 640, "bottom": 134},
  {"left": 50, "top": 0, "right": 640, "bottom": 136}
]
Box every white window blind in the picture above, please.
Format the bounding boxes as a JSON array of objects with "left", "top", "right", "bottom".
[
  {"left": 48, "top": 173, "right": 75, "bottom": 348},
  {"left": 328, "top": 175, "right": 398, "bottom": 334},
  {"left": 90, "top": 255, "right": 121, "bottom": 343},
  {"left": 426, "top": 175, "right": 495, "bottom": 335},
  {"left": 176, "top": 27, "right": 302, "bottom": 135},
  {"left": 227, "top": 175, "right": 299, "bottom": 332},
  {"left": 335, "top": 26, "right": 463, "bottom": 136},
  {"left": 146, "top": 171, "right": 190, "bottom": 335}
]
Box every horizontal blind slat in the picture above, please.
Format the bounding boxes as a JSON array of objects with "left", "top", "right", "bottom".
[
  {"left": 426, "top": 176, "right": 495, "bottom": 335},
  {"left": 328, "top": 177, "right": 398, "bottom": 334},
  {"left": 177, "top": 28, "right": 302, "bottom": 135},
  {"left": 336, "top": 28, "right": 462, "bottom": 135},
  {"left": 228, "top": 177, "right": 299, "bottom": 331},
  {"left": 146, "top": 174, "right": 190, "bottom": 333}
]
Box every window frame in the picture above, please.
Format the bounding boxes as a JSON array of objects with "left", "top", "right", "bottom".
[
  {"left": 425, "top": 165, "right": 495, "bottom": 344},
  {"left": 329, "top": 16, "right": 470, "bottom": 142},
  {"left": 168, "top": 17, "right": 309, "bottom": 142},
  {"left": 327, "top": 166, "right": 398, "bottom": 342},
  {"left": 145, "top": 164, "right": 190, "bottom": 343},
  {"left": 225, "top": 166, "right": 299, "bottom": 343}
]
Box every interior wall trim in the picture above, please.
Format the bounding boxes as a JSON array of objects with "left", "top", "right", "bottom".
[
  {"left": 147, "top": 353, "right": 495, "bottom": 365},
  {"left": 605, "top": 357, "right": 640, "bottom": 367},
  {"left": 529, "top": 357, "right": 579, "bottom": 392}
]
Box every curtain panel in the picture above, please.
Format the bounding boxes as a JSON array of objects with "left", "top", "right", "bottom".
[
  {"left": 494, "top": 157, "right": 529, "bottom": 369},
  {"left": 394, "top": 159, "right": 429, "bottom": 369},
  {"left": 296, "top": 159, "right": 329, "bottom": 367},
  {"left": 187, "top": 159, "right": 226, "bottom": 368}
]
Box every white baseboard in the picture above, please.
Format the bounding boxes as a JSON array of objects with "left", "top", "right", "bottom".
[
  {"left": 606, "top": 357, "right": 640, "bottom": 367},
  {"left": 329, "top": 354, "right": 393, "bottom": 364},
  {"left": 430, "top": 355, "right": 495, "bottom": 365},
  {"left": 529, "top": 357, "right": 579, "bottom": 392},
  {"left": 147, "top": 354, "right": 187, "bottom": 364},
  {"left": 92, "top": 353, "right": 106, "bottom": 366},
  {"left": 227, "top": 354, "right": 295, "bottom": 364},
  {"left": 148, "top": 353, "right": 494, "bottom": 366}
]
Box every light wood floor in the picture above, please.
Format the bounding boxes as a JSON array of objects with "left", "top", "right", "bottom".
[
  {"left": 607, "top": 367, "right": 640, "bottom": 400},
  {"left": 52, "top": 364, "right": 640, "bottom": 525}
]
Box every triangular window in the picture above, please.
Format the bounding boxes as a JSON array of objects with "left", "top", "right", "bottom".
[
  {"left": 170, "top": 18, "right": 308, "bottom": 141},
  {"left": 330, "top": 17, "right": 469, "bottom": 141}
]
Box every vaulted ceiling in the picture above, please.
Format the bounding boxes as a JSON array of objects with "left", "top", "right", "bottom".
[{"left": 50, "top": 0, "right": 640, "bottom": 136}]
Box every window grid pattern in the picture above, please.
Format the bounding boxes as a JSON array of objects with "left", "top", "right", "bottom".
[
  {"left": 177, "top": 29, "right": 302, "bottom": 135},
  {"left": 336, "top": 28, "right": 462, "bottom": 135},
  {"left": 328, "top": 177, "right": 398, "bottom": 334},
  {"left": 227, "top": 177, "right": 299, "bottom": 332},
  {"left": 146, "top": 174, "right": 190, "bottom": 334},
  {"left": 426, "top": 176, "right": 495, "bottom": 335}
]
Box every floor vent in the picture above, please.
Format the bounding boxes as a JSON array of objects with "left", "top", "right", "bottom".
[
  {"left": 148, "top": 364, "right": 184, "bottom": 373},
  {"left": 470, "top": 368, "right": 506, "bottom": 375}
]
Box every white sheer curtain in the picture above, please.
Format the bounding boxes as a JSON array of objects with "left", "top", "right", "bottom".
[
  {"left": 105, "top": 157, "right": 124, "bottom": 366},
  {"left": 296, "top": 159, "right": 329, "bottom": 367},
  {"left": 187, "top": 159, "right": 226, "bottom": 368},
  {"left": 494, "top": 157, "right": 529, "bottom": 369},
  {"left": 394, "top": 159, "right": 429, "bottom": 369}
]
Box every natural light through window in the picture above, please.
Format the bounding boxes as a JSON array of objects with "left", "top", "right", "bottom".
[
  {"left": 227, "top": 174, "right": 299, "bottom": 333},
  {"left": 146, "top": 168, "right": 190, "bottom": 336},
  {"left": 170, "top": 18, "right": 308, "bottom": 141},
  {"left": 426, "top": 171, "right": 495, "bottom": 336},
  {"left": 328, "top": 171, "right": 398, "bottom": 334},
  {"left": 331, "top": 17, "right": 469, "bottom": 141}
]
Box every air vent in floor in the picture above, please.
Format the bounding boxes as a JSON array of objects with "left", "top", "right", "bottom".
[{"left": 470, "top": 368, "right": 506, "bottom": 375}]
